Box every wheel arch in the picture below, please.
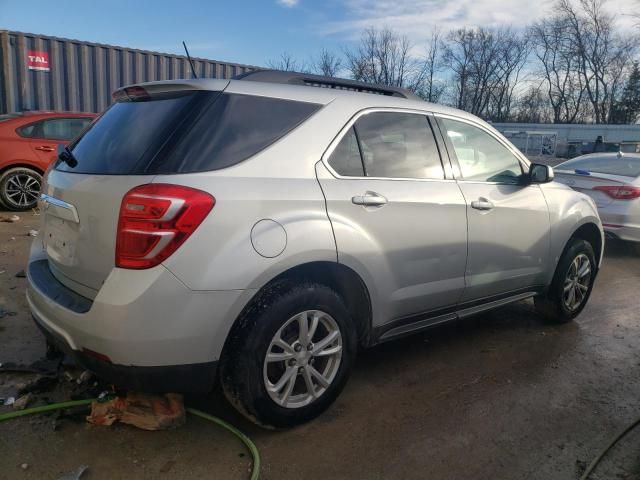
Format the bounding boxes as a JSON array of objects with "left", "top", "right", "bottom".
[
  {"left": 569, "top": 222, "right": 603, "bottom": 266},
  {"left": 0, "top": 162, "right": 45, "bottom": 176},
  {"left": 220, "top": 261, "right": 373, "bottom": 368}
]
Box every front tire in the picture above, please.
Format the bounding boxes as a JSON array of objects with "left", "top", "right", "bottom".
[
  {"left": 0, "top": 167, "right": 42, "bottom": 211},
  {"left": 220, "top": 282, "right": 356, "bottom": 429},
  {"left": 535, "top": 238, "right": 597, "bottom": 323}
]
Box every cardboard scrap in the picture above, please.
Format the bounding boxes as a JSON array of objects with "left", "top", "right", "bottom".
[{"left": 87, "top": 392, "right": 185, "bottom": 431}]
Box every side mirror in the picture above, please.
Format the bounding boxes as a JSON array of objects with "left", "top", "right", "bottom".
[{"left": 529, "top": 163, "right": 554, "bottom": 184}]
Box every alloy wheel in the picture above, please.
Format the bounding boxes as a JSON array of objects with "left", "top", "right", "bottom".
[
  {"left": 4, "top": 172, "right": 41, "bottom": 209},
  {"left": 263, "top": 310, "right": 343, "bottom": 409},
  {"left": 562, "top": 253, "right": 592, "bottom": 312}
]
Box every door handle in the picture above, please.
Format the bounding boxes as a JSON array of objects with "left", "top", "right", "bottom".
[
  {"left": 35, "top": 146, "right": 55, "bottom": 152},
  {"left": 471, "top": 198, "right": 494, "bottom": 211},
  {"left": 352, "top": 191, "right": 388, "bottom": 207}
]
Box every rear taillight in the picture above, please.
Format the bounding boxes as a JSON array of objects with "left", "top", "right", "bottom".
[
  {"left": 593, "top": 185, "right": 640, "bottom": 200},
  {"left": 116, "top": 184, "right": 215, "bottom": 269}
]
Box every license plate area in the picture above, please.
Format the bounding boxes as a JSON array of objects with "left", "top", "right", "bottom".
[{"left": 43, "top": 214, "right": 78, "bottom": 264}]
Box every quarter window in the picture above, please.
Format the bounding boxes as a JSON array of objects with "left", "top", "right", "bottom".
[
  {"left": 440, "top": 118, "right": 523, "bottom": 184},
  {"left": 327, "top": 127, "right": 364, "bottom": 176},
  {"left": 354, "top": 112, "right": 444, "bottom": 179}
]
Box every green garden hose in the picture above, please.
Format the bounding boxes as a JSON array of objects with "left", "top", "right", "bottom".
[
  {"left": 0, "top": 399, "right": 260, "bottom": 480},
  {"left": 579, "top": 415, "right": 640, "bottom": 480}
]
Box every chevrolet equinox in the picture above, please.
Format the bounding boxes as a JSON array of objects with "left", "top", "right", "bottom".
[{"left": 27, "top": 71, "right": 604, "bottom": 428}]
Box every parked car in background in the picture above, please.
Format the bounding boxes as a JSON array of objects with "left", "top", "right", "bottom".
[
  {"left": 554, "top": 153, "right": 640, "bottom": 245},
  {"left": 27, "top": 72, "right": 603, "bottom": 428},
  {"left": 0, "top": 112, "right": 95, "bottom": 210}
]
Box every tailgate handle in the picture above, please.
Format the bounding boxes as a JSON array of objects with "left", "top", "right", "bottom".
[
  {"left": 35, "top": 146, "right": 55, "bottom": 152},
  {"left": 352, "top": 192, "right": 388, "bottom": 207},
  {"left": 40, "top": 194, "right": 80, "bottom": 223}
]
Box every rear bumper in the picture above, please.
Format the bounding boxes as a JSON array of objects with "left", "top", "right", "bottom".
[
  {"left": 600, "top": 204, "right": 640, "bottom": 243},
  {"left": 602, "top": 223, "right": 640, "bottom": 243},
  {"left": 34, "top": 315, "right": 217, "bottom": 393},
  {"left": 26, "top": 248, "right": 256, "bottom": 388}
]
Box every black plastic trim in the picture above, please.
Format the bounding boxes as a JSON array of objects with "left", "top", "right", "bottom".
[
  {"left": 33, "top": 315, "right": 218, "bottom": 393},
  {"left": 28, "top": 259, "right": 93, "bottom": 313},
  {"left": 373, "top": 286, "right": 545, "bottom": 343}
]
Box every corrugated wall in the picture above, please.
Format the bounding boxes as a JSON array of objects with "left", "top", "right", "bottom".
[{"left": 0, "top": 30, "right": 258, "bottom": 114}]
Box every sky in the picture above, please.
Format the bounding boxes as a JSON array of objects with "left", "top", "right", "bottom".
[{"left": 1, "top": 0, "right": 637, "bottom": 68}]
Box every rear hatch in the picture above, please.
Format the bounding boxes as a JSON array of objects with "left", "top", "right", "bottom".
[
  {"left": 40, "top": 80, "right": 322, "bottom": 297},
  {"left": 41, "top": 82, "right": 229, "bottom": 297},
  {"left": 553, "top": 170, "right": 630, "bottom": 208}
]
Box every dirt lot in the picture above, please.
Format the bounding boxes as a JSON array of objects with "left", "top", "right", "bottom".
[{"left": 1, "top": 208, "right": 639, "bottom": 480}]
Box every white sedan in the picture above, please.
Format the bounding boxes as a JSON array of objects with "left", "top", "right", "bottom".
[{"left": 554, "top": 152, "right": 640, "bottom": 244}]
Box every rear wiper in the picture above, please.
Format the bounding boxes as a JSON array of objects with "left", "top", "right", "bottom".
[
  {"left": 58, "top": 146, "right": 78, "bottom": 168},
  {"left": 574, "top": 169, "right": 591, "bottom": 175}
]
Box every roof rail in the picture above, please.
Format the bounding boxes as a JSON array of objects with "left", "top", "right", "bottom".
[{"left": 234, "top": 70, "right": 422, "bottom": 101}]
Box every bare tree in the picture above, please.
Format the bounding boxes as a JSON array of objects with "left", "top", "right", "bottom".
[
  {"left": 515, "top": 86, "right": 554, "bottom": 123},
  {"left": 441, "top": 27, "right": 529, "bottom": 120},
  {"left": 486, "top": 32, "right": 530, "bottom": 121},
  {"left": 310, "top": 49, "right": 342, "bottom": 77},
  {"left": 419, "top": 30, "right": 446, "bottom": 102},
  {"left": 344, "top": 27, "right": 422, "bottom": 89},
  {"left": 267, "top": 52, "right": 307, "bottom": 72},
  {"left": 530, "top": 16, "right": 587, "bottom": 123},
  {"left": 557, "top": 0, "right": 636, "bottom": 123}
]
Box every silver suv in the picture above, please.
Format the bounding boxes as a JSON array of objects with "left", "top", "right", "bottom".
[{"left": 27, "top": 71, "right": 603, "bottom": 428}]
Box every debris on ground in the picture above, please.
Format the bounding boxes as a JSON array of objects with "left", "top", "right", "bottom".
[
  {"left": 12, "top": 392, "right": 33, "bottom": 410},
  {"left": 0, "top": 307, "right": 17, "bottom": 319},
  {"left": 15, "top": 269, "right": 26, "bottom": 278},
  {"left": 57, "top": 465, "right": 89, "bottom": 480},
  {"left": 27, "top": 229, "right": 39, "bottom": 237},
  {"left": 0, "top": 214, "right": 20, "bottom": 223},
  {"left": 87, "top": 392, "right": 186, "bottom": 431},
  {"left": 20, "top": 463, "right": 28, "bottom": 470}
]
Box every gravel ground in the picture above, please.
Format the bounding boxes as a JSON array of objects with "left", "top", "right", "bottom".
[{"left": 1, "top": 208, "right": 639, "bottom": 480}]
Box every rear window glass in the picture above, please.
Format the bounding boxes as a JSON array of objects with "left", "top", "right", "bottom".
[
  {"left": 57, "top": 91, "right": 321, "bottom": 175},
  {"left": 556, "top": 156, "right": 640, "bottom": 178}
]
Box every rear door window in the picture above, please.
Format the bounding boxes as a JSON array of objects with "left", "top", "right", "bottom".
[
  {"left": 58, "top": 91, "right": 321, "bottom": 175},
  {"left": 41, "top": 118, "right": 92, "bottom": 141},
  {"left": 353, "top": 112, "right": 444, "bottom": 179}
]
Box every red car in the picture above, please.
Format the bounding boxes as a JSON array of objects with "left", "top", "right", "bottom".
[{"left": 0, "top": 111, "right": 96, "bottom": 210}]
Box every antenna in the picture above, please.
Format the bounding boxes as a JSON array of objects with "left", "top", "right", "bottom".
[{"left": 182, "top": 41, "right": 198, "bottom": 79}]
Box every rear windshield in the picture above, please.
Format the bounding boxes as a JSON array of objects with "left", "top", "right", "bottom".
[
  {"left": 556, "top": 156, "right": 640, "bottom": 178},
  {"left": 57, "top": 91, "right": 321, "bottom": 174}
]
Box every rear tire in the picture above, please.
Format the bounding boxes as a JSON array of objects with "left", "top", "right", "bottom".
[
  {"left": 0, "top": 167, "right": 42, "bottom": 211},
  {"left": 535, "top": 238, "right": 597, "bottom": 323},
  {"left": 220, "top": 282, "right": 356, "bottom": 429}
]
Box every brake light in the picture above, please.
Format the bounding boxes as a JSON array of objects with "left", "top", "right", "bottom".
[
  {"left": 116, "top": 184, "right": 215, "bottom": 269},
  {"left": 593, "top": 185, "right": 640, "bottom": 200},
  {"left": 112, "top": 86, "right": 151, "bottom": 102}
]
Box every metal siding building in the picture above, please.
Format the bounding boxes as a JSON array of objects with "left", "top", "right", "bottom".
[{"left": 0, "top": 30, "right": 258, "bottom": 114}]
